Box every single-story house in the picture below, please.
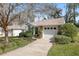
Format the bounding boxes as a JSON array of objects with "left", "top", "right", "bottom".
[
  {"left": 32, "top": 18, "right": 65, "bottom": 39},
  {"left": 0, "top": 24, "right": 28, "bottom": 37}
]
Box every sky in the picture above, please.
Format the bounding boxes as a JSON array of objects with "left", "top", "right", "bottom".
[{"left": 56, "top": 3, "right": 66, "bottom": 16}]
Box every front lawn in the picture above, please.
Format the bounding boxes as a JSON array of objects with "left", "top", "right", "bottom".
[
  {"left": 0, "top": 37, "right": 35, "bottom": 55},
  {"left": 48, "top": 32, "right": 79, "bottom": 56},
  {"left": 48, "top": 43, "right": 79, "bottom": 56}
]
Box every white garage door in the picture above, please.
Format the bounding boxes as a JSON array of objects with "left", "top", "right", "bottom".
[
  {"left": 43, "top": 26, "right": 57, "bottom": 39},
  {"left": 13, "top": 30, "right": 22, "bottom": 36}
]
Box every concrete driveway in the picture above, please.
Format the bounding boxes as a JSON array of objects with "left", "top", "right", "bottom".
[{"left": 1, "top": 38, "right": 52, "bottom": 56}]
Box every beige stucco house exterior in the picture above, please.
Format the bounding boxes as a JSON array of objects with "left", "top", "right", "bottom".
[{"left": 32, "top": 18, "right": 65, "bottom": 39}]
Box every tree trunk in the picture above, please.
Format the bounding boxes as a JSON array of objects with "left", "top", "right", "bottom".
[
  {"left": 4, "top": 30, "right": 9, "bottom": 44},
  {"left": 73, "top": 4, "right": 76, "bottom": 24}
]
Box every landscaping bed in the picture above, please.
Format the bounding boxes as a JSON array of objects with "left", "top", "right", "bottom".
[{"left": 0, "top": 37, "right": 35, "bottom": 55}]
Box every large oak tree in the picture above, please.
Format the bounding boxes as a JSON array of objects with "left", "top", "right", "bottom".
[{"left": 0, "top": 3, "right": 23, "bottom": 44}]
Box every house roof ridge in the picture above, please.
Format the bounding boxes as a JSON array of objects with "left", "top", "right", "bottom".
[{"left": 32, "top": 17, "right": 65, "bottom": 26}]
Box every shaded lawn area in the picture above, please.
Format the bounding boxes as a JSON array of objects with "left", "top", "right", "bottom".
[
  {"left": 0, "top": 37, "right": 36, "bottom": 55},
  {"left": 48, "top": 43, "right": 79, "bottom": 56}
]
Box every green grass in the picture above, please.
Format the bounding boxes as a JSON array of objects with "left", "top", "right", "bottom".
[
  {"left": 48, "top": 43, "right": 79, "bottom": 56},
  {"left": 48, "top": 32, "right": 79, "bottom": 56},
  {"left": 0, "top": 37, "right": 35, "bottom": 54}
]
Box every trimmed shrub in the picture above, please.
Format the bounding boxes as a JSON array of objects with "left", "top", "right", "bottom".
[
  {"left": 19, "top": 32, "right": 25, "bottom": 37},
  {"left": 25, "top": 31, "right": 32, "bottom": 37},
  {"left": 54, "top": 35, "right": 72, "bottom": 44},
  {"left": 58, "top": 23, "right": 78, "bottom": 42},
  {"left": 34, "top": 32, "right": 42, "bottom": 38},
  {"left": 19, "top": 31, "right": 32, "bottom": 37}
]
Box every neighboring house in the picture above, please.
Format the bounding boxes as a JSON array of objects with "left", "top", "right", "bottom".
[
  {"left": 0, "top": 24, "right": 28, "bottom": 37},
  {"left": 0, "top": 16, "right": 28, "bottom": 37},
  {"left": 32, "top": 18, "right": 65, "bottom": 39}
]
